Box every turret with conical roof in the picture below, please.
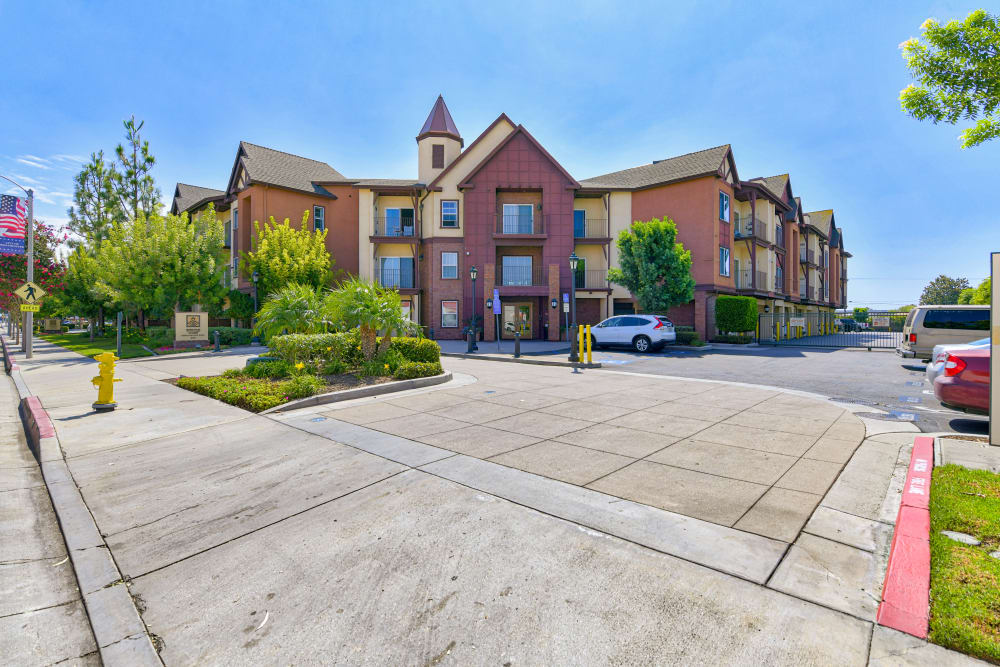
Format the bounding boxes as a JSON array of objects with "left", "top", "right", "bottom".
[{"left": 417, "top": 95, "right": 463, "bottom": 183}]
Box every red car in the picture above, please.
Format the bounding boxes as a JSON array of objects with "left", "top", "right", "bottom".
[{"left": 933, "top": 348, "right": 990, "bottom": 415}]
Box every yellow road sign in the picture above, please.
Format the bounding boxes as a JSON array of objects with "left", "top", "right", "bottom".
[
  {"left": 20, "top": 303, "right": 41, "bottom": 312},
  {"left": 14, "top": 281, "right": 46, "bottom": 303}
]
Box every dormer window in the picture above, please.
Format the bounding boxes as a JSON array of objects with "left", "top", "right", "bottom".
[{"left": 432, "top": 144, "right": 444, "bottom": 169}]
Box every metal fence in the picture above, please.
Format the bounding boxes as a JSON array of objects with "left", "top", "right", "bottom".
[{"left": 756, "top": 310, "right": 906, "bottom": 349}]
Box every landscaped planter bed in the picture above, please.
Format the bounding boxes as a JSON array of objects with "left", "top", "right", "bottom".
[{"left": 171, "top": 372, "right": 395, "bottom": 412}]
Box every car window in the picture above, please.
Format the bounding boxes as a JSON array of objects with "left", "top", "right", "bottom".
[
  {"left": 922, "top": 309, "right": 989, "bottom": 330},
  {"left": 656, "top": 317, "right": 673, "bottom": 326},
  {"left": 623, "top": 316, "right": 647, "bottom": 326},
  {"left": 904, "top": 309, "right": 917, "bottom": 328},
  {"left": 599, "top": 317, "right": 621, "bottom": 328}
]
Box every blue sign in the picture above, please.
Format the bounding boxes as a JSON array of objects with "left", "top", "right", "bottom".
[
  {"left": 563, "top": 293, "right": 569, "bottom": 303},
  {"left": 492, "top": 289, "right": 501, "bottom": 315},
  {"left": 0, "top": 238, "right": 25, "bottom": 255}
]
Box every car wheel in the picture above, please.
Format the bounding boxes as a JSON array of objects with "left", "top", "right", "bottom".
[{"left": 633, "top": 335, "right": 651, "bottom": 352}]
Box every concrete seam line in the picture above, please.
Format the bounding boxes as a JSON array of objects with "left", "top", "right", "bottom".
[
  {"left": 11, "top": 380, "right": 162, "bottom": 665},
  {"left": 261, "top": 371, "right": 454, "bottom": 415},
  {"left": 875, "top": 435, "right": 933, "bottom": 639}
]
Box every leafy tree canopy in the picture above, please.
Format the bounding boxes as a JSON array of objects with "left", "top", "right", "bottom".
[
  {"left": 608, "top": 217, "right": 695, "bottom": 314},
  {"left": 900, "top": 10, "right": 1000, "bottom": 148},
  {"left": 253, "top": 283, "right": 331, "bottom": 340},
  {"left": 67, "top": 150, "right": 120, "bottom": 247},
  {"left": 241, "top": 212, "right": 333, "bottom": 298},
  {"left": 0, "top": 220, "right": 67, "bottom": 314},
  {"left": 919, "top": 274, "right": 970, "bottom": 304},
  {"left": 852, "top": 307, "right": 870, "bottom": 322},
  {"left": 959, "top": 277, "right": 992, "bottom": 304},
  {"left": 325, "top": 277, "right": 414, "bottom": 360},
  {"left": 113, "top": 115, "right": 161, "bottom": 219}
]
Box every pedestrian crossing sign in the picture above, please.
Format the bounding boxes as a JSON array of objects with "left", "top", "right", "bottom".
[{"left": 14, "top": 281, "right": 45, "bottom": 303}]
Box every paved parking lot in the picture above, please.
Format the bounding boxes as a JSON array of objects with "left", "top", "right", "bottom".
[{"left": 315, "top": 360, "right": 866, "bottom": 542}]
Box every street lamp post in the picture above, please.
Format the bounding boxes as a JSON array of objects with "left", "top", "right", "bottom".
[
  {"left": 251, "top": 271, "right": 260, "bottom": 345},
  {"left": 469, "top": 265, "right": 479, "bottom": 351},
  {"left": 568, "top": 252, "right": 579, "bottom": 363}
]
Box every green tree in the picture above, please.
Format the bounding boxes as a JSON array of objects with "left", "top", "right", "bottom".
[
  {"left": 325, "top": 277, "right": 415, "bottom": 360},
  {"left": 67, "top": 150, "right": 121, "bottom": 247},
  {"left": 608, "top": 217, "right": 695, "bottom": 314},
  {"left": 0, "top": 221, "right": 66, "bottom": 319},
  {"left": 253, "top": 283, "right": 330, "bottom": 340},
  {"left": 113, "top": 115, "right": 161, "bottom": 219},
  {"left": 62, "top": 247, "right": 114, "bottom": 340},
  {"left": 241, "top": 212, "right": 332, "bottom": 298},
  {"left": 919, "top": 274, "right": 970, "bottom": 305},
  {"left": 957, "top": 288, "right": 975, "bottom": 304},
  {"left": 98, "top": 207, "right": 227, "bottom": 326},
  {"left": 900, "top": 10, "right": 1000, "bottom": 148},
  {"left": 852, "top": 307, "right": 870, "bottom": 323},
  {"left": 971, "top": 276, "right": 991, "bottom": 304},
  {"left": 895, "top": 304, "right": 917, "bottom": 312}
]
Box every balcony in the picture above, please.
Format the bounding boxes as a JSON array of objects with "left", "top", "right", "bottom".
[
  {"left": 756, "top": 271, "right": 768, "bottom": 291},
  {"left": 376, "top": 268, "right": 416, "bottom": 290},
  {"left": 373, "top": 217, "right": 416, "bottom": 238},
  {"left": 734, "top": 213, "right": 769, "bottom": 242},
  {"left": 775, "top": 273, "right": 784, "bottom": 292},
  {"left": 799, "top": 245, "right": 816, "bottom": 264},
  {"left": 735, "top": 268, "right": 752, "bottom": 289},
  {"left": 496, "top": 213, "right": 545, "bottom": 236},
  {"left": 574, "top": 217, "right": 609, "bottom": 240},
  {"left": 799, "top": 279, "right": 806, "bottom": 299},
  {"left": 575, "top": 269, "right": 608, "bottom": 290},
  {"left": 223, "top": 222, "right": 232, "bottom": 249},
  {"left": 775, "top": 225, "right": 784, "bottom": 249},
  {"left": 496, "top": 264, "right": 547, "bottom": 287}
]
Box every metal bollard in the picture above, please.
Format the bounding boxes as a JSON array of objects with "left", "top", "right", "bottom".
[
  {"left": 514, "top": 330, "right": 521, "bottom": 358},
  {"left": 214, "top": 329, "right": 221, "bottom": 352},
  {"left": 467, "top": 329, "right": 475, "bottom": 353},
  {"left": 586, "top": 325, "right": 592, "bottom": 364}
]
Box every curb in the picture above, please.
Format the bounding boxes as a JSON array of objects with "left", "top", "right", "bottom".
[
  {"left": 4, "top": 338, "right": 161, "bottom": 666},
  {"left": 876, "top": 435, "right": 934, "bottom": 638},
  {"left": 441, "top": 352, "right": 601, "bottom": 369},
  {"left": 261, "top": 370, "right": 455, "bottom": 414}
]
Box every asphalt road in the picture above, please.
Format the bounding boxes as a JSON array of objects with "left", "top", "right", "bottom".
[{"left": 589, "top": 344, "right": 988, "bottom": 436}]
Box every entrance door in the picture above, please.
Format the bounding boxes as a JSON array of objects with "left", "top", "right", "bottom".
[{"left": 502, "top": 303, "right": 533, "bottom": 339}]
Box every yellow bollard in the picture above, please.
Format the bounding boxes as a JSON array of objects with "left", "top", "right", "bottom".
[
  {"left": 578, "top": 325, "right": 584, "bottom": 360},
  {"left": 586, "top": 325, "right": 592, "bottom": 364},
  {"left": 91, "top": 351, "right": 122, "bottom": 411}
]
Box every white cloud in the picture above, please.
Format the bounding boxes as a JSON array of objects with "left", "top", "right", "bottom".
[
  {"left": 51, "top": 154, "right": 87, "bottom": 164},
  {"left": 22, "top": 154, "right": 51, "bottom": 164},
  {"left": 16, "top": 157, "right": 51, "bottom": 170},
  {"left": 12, "top": 174, "right": 42, "bottom": 185}
]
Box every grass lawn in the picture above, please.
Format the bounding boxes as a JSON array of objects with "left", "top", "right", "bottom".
[
  {"left": 38, "top": 332, "right": 152, "bottom": 359},
  {"left": 928, "top": 464, "right": 1000, "bottom": 663}
]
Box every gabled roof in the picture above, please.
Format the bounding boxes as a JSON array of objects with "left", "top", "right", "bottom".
[
  {"left": 748, "top": 174, "right": 789, "bottom": 202},
  {"left": 457, "top": 124, "right": 581, "bottom": 189},
  {"left": 170, "top": 183, "right": 224, "bottom": 215},
  {"left": 426, "top": 113, "right": 516, "bottom": 191},
  {"left": 580, "top": 145, "right": 733, "bottom": 191},
  {"left": 226, "top": 141, "right": 344, "bottom": 197},
  {"left": 804, "top": 209, "right": 834, "bottom": 239},
  {"left": 417, "top": 95, "right": 462, "bottom": 145}
]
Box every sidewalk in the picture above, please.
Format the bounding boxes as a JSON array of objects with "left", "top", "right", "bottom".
[
  {"left": 5, "top": 336, "right": 984, "bottom": 665},
  {"left": 437, "top": 338, "right": 569, "bottom": 355},
  {"left": 1, "top": 373, "right": 97, "bottom": 664}
]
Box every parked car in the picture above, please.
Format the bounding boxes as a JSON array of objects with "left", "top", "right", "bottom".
[
  {"left": 896, "top": 304, "right": 989, "bottom": 360},
  {"left": 589, "top": 315, "right": 676, "bottom": 352},
  {"left": 925, "top": 337, "right": 990, "bottom": 385},
  {"left": 837, "top": 318, "right": 858, "bottom": 332},
  {"left": 933, "top": 348, "right": 989, "bottom": 415}
]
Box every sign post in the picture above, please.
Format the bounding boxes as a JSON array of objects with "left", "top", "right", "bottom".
[
  {"left": 493, "top": 288, "right": 501, "bottom": 352},
  {"left": 991, "top": 252, "right": 999, "bottom": 446},
  {"left": 24, "top": 190, "right": 33, "bottom": 358}
]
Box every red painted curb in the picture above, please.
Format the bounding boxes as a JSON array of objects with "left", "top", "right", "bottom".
[
  {"left": 876, "top": 435, "right": 934, "bottom": 639},
  {"left": 23, "top": 395, "right": 56, "bottom": 439}
]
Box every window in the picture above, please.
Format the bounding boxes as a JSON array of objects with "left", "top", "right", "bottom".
[
  {"left": 502, "top": 204, "right": 533, "bottom": 234},
  {"left": 574, "top": 209, "right": 586, "bottom": 237},
  {"left": 379, "top": 257, "right": 414, "bottom": 289},
  {"left": 400, "top": 299, "right": 411, "bottom": 321},
  {"left": 719, "top": 246, "right": 730, "bottom": 277},
  {"left": 598, "top": 317, "right": 623, "bottom": 328},
  {"left": 233, "top": 208, "right": 238, "bottom": 230},
  {"left": 574, "top": 256, "right": 586, "bottom": 288},
  {"left": 441, "top": 200, "right": 458, "bottom": 228},
  {"left": 441, "top": 301, "right": 458, "bottom": 328},
  {"left": 719, "top": 191, "right": 730, "bottom": 222},
  {"left": 501, "top": 255, "right": 532, "bottom": 286},
  {"left": 232, "top": 257, "right": 239, "bottom": 278},
  {"left": 432, "top": 144, "right": 445, "bottom": 169},
  {"left": 382, "top": 208, "right": 414, "bottom": 236},
  {"left": 441, "top": 252, "right": 458, "bottom": 279},
  {"left": 313, "top": 206, "right": 325, "bottom": 232},
  {"left": 921, "top": 309, "right": 989, "bottom": 331}
]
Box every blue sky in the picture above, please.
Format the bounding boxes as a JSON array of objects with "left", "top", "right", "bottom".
[{"left": 2, "top": 0, "right": 994, "bottom": 307}]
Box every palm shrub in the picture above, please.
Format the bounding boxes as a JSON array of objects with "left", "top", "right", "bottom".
[
  {"left": 325, "top": 277, "right": 416, "bottom": 360},
  {"left": 253, "top": 283, "right": 332, "bottom": 340}
]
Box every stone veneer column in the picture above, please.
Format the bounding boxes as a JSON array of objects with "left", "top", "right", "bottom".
[
  {"left": 483, "top": 263, "right": 496, "bottom": 342},
  {"left": 548, "top": 264, "right": 560, "bottom": 341}
]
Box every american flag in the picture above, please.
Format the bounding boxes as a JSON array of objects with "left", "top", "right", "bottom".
[{"left": 0, "top": 194, "right": 27, "bottom": 239}]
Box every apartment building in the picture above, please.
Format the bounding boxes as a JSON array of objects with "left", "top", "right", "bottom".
[{"left": 172, "top": 96, "right": 849, "bottom": 340}]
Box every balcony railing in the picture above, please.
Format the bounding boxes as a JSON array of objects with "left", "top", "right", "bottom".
[
  {"left": 575, "top": 269, "right": 608, "bottom": 289},
  {"left": 735, "top": 268, "right": 753, "bottom": 289},
  {"left": 799, "top": 279, "right": 806, "bottom": 298},
  {"left": 496, "top": 264, "right": 546, "bottom": 287},
  {"left": 799, "top": 246, "right": 815, "bottom": 264},
  {"left": 224, "top": 223, "right": 232, "bottom": 248},
  {"left": 734, "top": 213, "right": 768, "bottom": 242},
  {"left": 756, "top": 271, "right": 768, "bottom": 291},
  {"left": 775, "top": 225, "right": 784, "bottom": 248},
  {"left": 376, "top": 268, "right": 415, "bottom": 289},
  {"left": 496, "top": 214, "right": 545, "bottom": 235},
  {"left": 775, "top": 273, "right": 784, "bottom": 292},
  {"left": 373, "top": 217, "right": 416, "bottom": 237},
  {"left": 574, "top": 217, "right": 608, "bottom": 239}
]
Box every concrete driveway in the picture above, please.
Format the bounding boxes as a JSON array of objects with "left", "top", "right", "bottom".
[{"left": 8, "top": 339, "right": 976, "bottom": 665}]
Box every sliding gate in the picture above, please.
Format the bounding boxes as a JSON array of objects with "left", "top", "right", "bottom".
[{"left": 756, "top": 310, "right": 906, "bottom": 349}]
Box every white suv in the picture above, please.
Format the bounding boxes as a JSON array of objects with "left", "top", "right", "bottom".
[{"left": 590, "top": 315, "right": 676, "bottom": 352}]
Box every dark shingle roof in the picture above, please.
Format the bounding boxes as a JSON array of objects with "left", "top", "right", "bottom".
[
  {"left": 580, "top": 145, "right": 730, "bottom": 190},
  {"left": 171, "top": 183, "right": 224, "bottom": 215},
  {"left": 240, "top": 142, "right": 344, "bottom": 195},
  {"left": 804, "top": 209, "right": 833, "bottom": 238},
  {"left": 350, "top": 179, "right": 422, "bottom": 188},
  {"left": 417, "top": 95, "right": 462, "bottom": 142},
  {"left": 748, "top": 174, "right": 788, "bottom": 201}
]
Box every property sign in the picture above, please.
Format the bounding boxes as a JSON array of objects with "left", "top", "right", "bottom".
[
  {"left": 492, "top": 289, "right": 501, "bottom": 315},
  {"left": 871, "top": 316, "right": 890, "bottom": 328},
  {"left": 174, "top": 311, "right": 209, "bottom": 346},
  {"left": 563, "top": 292, "right": 569, "bottom": 313},
  {"left": 20, "top": 303, "right": 40, "bottom": 312},
  {"left": 14, "top": 281, "right": 46, "bottom": 303},
  {"left": 789, "top": 316, "right": 805, "bottom": 328},
  {"left": 991, "top": 252, "right": 998, "bottom": 446}
]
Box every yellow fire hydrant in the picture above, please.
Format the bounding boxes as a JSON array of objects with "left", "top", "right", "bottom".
[{"left": 91, "top": 352, "right": 121, "bottom": 411}]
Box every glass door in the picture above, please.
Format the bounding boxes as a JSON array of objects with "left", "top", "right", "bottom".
[{"left": 502, "top": 303, "right": 533, "bottom": 339}]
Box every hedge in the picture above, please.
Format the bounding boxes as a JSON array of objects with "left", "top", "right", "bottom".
[
  {"left": 269, "top": 332, "right": 440, "bottom": 367},
  {"left": 176, "top": 374, "right": 323, "bottom": 412},
  {"left": 676, "top": 331, "right": 704, "bottom": 346},
  {"left": 209, "top": 327, "right": 254, "bottom": 346},
  {"left": 711, "top": 334, "right": 754, "bottom": 344},
  {"left": 394, "top": 360, "right": 443, "bottom": 380},
  {"left": 715, "top": 295, "right": 758, "bottom": 333}
]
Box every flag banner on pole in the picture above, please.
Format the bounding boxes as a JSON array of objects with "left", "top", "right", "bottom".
[{"left": 0, "top": 194, "right": 27, "bottom": 255}]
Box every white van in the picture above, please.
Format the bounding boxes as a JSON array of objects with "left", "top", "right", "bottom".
[{"left": 896, "top": 305, "right": 989, "bottom": 360}]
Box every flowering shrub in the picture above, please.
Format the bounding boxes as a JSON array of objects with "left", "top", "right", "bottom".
[{"left": 175, "top": 375, "right": 322, "bottom": 412}]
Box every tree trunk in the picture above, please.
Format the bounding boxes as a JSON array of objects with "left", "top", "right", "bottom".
[{"left": 98, "top": 305, "right": 104, "bottom": 337}]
